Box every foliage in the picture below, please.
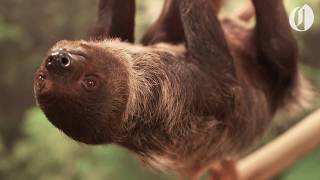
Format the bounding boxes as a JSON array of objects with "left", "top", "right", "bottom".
[
  {"left": 0, "top": 108, "right": 174, "bottom": 180},
  {"left": 281, "top": 146, "right": 320, "bottom": 180}
]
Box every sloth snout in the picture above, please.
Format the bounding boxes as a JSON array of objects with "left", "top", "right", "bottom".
[{"left": 46, "top": 50, "right": 72, "bottom": 72}]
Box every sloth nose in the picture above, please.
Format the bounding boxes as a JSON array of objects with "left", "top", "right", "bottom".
[{"left": 46, "top": 50, "right": 72, "bottom": 71}]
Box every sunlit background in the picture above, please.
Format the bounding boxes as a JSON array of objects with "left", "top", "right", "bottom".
[{"left": 0, "top": 0, "right": 319, "bottom": 179}]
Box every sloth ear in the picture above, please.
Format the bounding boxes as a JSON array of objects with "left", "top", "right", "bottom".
[{"left": 87, "top": 0, "right": 136, "bottom": 42}]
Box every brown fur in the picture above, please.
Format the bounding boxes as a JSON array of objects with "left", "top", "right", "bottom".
[
  {"left": 88, "top": 0, "right": 135, "bottom": 42},
  {"left": 142, "top": 0, "right": 223, "bottom": 45},
  {"left": 34, "top": 0, "right": 310, "bottom": 179}
]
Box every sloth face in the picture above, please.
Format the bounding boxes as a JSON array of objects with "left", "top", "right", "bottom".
[{"left": 34, "top": 40, "right": 129, "bottom": 144}]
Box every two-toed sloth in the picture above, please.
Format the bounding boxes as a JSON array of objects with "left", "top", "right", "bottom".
[{"left": 34, "top": 0, "right": 309, "bottom": 179}]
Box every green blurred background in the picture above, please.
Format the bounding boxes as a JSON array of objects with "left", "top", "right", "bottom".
[{"left": 0, "top": 0, "right": 319, "bottom": 179}]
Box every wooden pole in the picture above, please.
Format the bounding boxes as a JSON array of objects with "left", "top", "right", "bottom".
[{"left": 237, "top": 109, "right": 320, "bottom": 180}]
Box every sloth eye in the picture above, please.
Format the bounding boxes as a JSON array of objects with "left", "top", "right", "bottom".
[
  {"left": 85, "top": 79, "right": 96, "bottom": 88},
  {"left": 82, "top": 76, "right": 98, "bottom": 91}
]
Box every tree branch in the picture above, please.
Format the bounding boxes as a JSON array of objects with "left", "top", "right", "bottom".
[{"left": 237, "top": 109, "right": 320, "bottom": 180}]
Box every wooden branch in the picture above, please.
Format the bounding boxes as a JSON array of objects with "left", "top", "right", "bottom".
[{"left": 237, "top": 109, "right": 320, "bottom": 180}]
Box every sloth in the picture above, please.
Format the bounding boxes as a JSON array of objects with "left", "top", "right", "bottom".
[{"left": 34, "top": 0, "right": 308, "bottom": 179}]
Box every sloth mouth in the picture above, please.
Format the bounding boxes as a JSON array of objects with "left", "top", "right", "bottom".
[
  {"left": 34, "top": 71, "right": 57, "bottom": 104},
  {"left": 34, "top": 85, "right": 59, "bottom": 108},
  {"left": 34, "top": 72, "right": 47, "bottom": 94}
]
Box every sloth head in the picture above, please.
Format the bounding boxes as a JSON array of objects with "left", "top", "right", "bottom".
[{"left": 34, "top": 40, "right": 129, "bottom": 144}]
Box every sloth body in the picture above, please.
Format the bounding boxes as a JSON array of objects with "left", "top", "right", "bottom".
[
  {"left": 35, "top": 38, "right": 274, "bottom": 175},
  {"left": 34, "top": 0, "right": 306, "bottom": 178}
]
